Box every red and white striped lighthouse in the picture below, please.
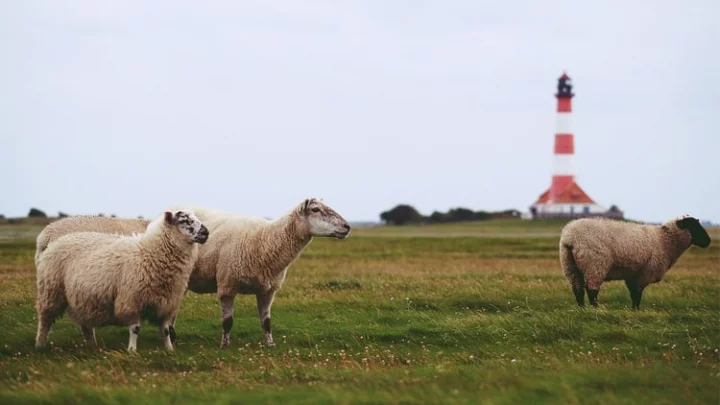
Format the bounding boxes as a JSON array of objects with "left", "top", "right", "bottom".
[
  {"left": 529, "top": 73, "right": 620, "bottom": 219},
  {"left": 550, "top": 72, "right": 575, "bottom": 203}
]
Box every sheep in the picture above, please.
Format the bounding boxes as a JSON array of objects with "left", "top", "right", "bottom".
[
  {"left": 35, "top": 216, "right": 151, "bottom": 262},
  {"left": 34, "top": 210, "right": 209, "bottom": 351},
  {"left": 171, "top": 198, "right": 351, "bottom": 348},
  {"left": 559, "top": 215, "right": 711, "bottom": 309}
]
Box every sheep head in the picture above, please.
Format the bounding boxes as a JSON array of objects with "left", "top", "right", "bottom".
[
  {"left": 164, "top": 210, "right": 210, "bottom": 244},
  {"left": 676, "top": 216, "right": 711, "bottom": 248},
  {"left": 298, "top": 198, "right": 351, "bottom": 239}
]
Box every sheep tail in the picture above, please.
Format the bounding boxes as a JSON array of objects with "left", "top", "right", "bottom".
[
  {"left": 560, "top": 242, "right": 582, "bottom": 283},
  {"left": 560, "top": 243, "right": 577, "bottom": 271},
  {"left": 561, "top": 243, "right": 587, "bottom": 306}
]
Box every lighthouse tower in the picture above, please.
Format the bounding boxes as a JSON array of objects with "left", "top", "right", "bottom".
[
  {"left": 550, "top": 73, "right": 577, "bottom": 202},
  {"left": 529, "top": 73, "right": 621, "bottom": 219}
]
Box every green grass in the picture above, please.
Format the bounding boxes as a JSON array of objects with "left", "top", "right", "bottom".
[
  {"left": 354, "top": 219, "right": 572, "bottom": 238},
  {"left": 0, "top": 222, "right": 718, "bottom": 404}
]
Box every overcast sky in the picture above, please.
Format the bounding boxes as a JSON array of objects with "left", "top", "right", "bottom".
[{"left": 2, "top": 1, "right": 718, "bottom": 223}]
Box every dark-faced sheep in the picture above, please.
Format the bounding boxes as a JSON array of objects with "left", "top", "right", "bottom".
[{"left": 559, "top": 215, "right": 711, "bottom": 309}]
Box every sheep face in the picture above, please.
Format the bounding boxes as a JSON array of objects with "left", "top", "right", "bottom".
[
  {"left": 676, "top": 216, "right": 711, "bottom": 248},
  {"left": 301, "top": 199, "right": 351, "bottom": 239},
  {"left": 164, "top": 210, "right": 210, "bottom": 244}
]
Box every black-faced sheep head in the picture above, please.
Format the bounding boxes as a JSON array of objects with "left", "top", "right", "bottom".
[
  {"left": 299, "top": 198, "right": 351, "bottom": 239},
  {"left": 676, "top": 216, "right": 711, "bottom": 248},
  {"left": 164, "top": 210, "right": 210, "bottom": 244}
]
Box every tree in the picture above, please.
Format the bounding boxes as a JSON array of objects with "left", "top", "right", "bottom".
[
  {"left": 58, "top": 211, "right": 70, "bottom": 218},
  {"left": 447, "top": 207, "right": 475, "bottom": 222},
  {"left": 428, "top": 211, "right": 448, "bottom": 223},
  {"left": 28, "top": 208, "right": 47, "bottom": 218},
  {"left": 380, "top": 204, "right": 423, "bottom": 226}
]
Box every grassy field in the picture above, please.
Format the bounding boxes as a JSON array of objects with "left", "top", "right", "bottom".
[
  {"left": 0, "top": 221, "right": 718, "bottom": 404},
  {"left": 352, "top": 219, "right": 572, "bottom": 238}
]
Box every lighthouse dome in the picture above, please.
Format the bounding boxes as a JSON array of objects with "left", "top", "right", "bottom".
[{"left": 556, "top": 72, "right": 574, "bottom": 98}]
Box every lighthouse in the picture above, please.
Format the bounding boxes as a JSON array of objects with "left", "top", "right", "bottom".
[{"left": 529, "top": 73, "right": 622, "bottom": 219}]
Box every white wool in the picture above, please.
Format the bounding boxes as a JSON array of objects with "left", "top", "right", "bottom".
[{"left": 34, "top": 210, "right": 208, "bottom": 352}]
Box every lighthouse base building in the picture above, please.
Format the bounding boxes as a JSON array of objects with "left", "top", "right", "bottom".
[
  {"left": 529, "top": 73, "right": 623, "bottom": 220},
  {"left": 529, "top": 182, "right": 620, "bottom": 219}
]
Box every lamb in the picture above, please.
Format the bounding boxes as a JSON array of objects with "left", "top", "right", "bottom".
[
  {"left": 559, "top": 215, "right": 711, "bottom": 309},
  {"left": 34, "top": 210, "right": 209, "bottom": 351},
  {"left": 35, "top": 216, "right": 151, "bottom": 262},
  {"left": 173, "top": 198, "right": 351, "bottom": 348}
]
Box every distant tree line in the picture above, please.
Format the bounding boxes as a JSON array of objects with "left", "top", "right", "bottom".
[
  {"left": 28, "top": 208, "right": 47, "bottom": 218},
  {"left": 380, "top": 204, "right": 521, "bottom": 226},
  {"left": 0, "top": 208, "right": 143, "bottom": 224},
  {"left": 27, "top": 208, "right": 71, "bottom": 218}
]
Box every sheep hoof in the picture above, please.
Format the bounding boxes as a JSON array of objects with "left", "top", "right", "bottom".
[
  {"left": 587, "top": 289, "right": 600, "bottom": 307},
  {"left": 265, "top": 341, "right": 276, "bottom": 348},
  {"left": 220, "top": 335, "right": 230, "bottom": 349},
  {"left": 168, "top": 326, "right": 178, "bottom": 345}
]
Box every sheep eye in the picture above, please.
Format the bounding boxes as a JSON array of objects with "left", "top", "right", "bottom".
[{"left": 311, "top": 207, "right": 320, "bottom": 213}]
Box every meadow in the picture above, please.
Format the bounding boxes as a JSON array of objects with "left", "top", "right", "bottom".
[{"left": 0, "top": 221, "right": 718, "bottom": 404}]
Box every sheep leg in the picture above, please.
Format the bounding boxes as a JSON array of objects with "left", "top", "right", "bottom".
[
  {"left": 586, "top": 288, "right": 600, "bottom": 307},
  {"left": 168, "top": 289, "right": 188, "bottom": 345},
  {"left": 81, "top": 325, "right": 97, "bottom": 349},
  {"left": 35, "top": 303, "right": 65, "bottom": 349},
  {"left": 219, "top": 295, "right": 235, "bottom": 348},
  {"left": 128, "top": 322, "right": 141, "bottom": 352},
  {"left": 574, "top": 287, "right": 585, "bottom": 307},
  {"left": 584, "top": 268, "right": 605, "bottom": 308},
  {"left": 256, "top": 290, "right": 276, "bottom": 347},
  {"left": 168, "top": 314, "right": 178, "bottom": 345},
  {"left": 567, "top": 272, "right": 585, "bottom": 307},
  {"left": 625, "top": 279, "right": 644, "bottom": 310},
  {"left": 35, "top": 316, "right": 56, "bottom": 349},
  {"left": 160, "top": 320, "right": 174, "bottom": 351}
]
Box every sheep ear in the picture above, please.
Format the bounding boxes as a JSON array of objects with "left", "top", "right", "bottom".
[
  {"left": 164, "top": 211, "right": 174, "bottom": 225},
  {"left": 303, "top": 199, "right": 311, "bottom": 211},
  {"left": 297, "top": 199, "right": 309, "bottom": 215}
]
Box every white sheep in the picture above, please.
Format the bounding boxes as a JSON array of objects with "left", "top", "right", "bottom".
[
  {"left": 35, "top": 210, "right": 209, "bottom": 351},
  {"left": 35, "top": 216, "right": 150, "bottom": 263},
  {"left": 173, "top": 198, "right": 351, "bottom": 348},
  {"left": 559, "top": 215, "right": 711, "bottom": 309}
]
